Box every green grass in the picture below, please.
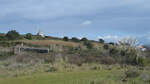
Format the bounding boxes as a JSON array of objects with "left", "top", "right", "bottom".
[{"left": 0, "top": 70, "right": 145, "bottom": 84}]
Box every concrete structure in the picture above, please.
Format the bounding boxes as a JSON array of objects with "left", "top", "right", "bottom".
[{"left": 14, "top": 46, "right": 49, "bottom": 54}]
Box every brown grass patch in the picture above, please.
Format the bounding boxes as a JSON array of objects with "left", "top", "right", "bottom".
[{"left": 21, "top": 40, "right": 80, "bottom": 47}]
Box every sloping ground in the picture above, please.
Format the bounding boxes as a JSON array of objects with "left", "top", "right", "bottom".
[
  {"left": 20, "top": 40, "right": 103, "bottom": 47},
  {"left": 22, "top": 40, "right": 81, "bottom": 47},
  {"left": 0, "top": 70, "right": 144, "bottom": 84}
]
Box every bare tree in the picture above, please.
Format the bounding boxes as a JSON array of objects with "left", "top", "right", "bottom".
[{"left": 119, "top": 37, "right": 139, "bottom": 47}]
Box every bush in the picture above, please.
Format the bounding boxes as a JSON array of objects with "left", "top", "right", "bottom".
[
  {"left": 68, "top": 54, "right": 85, "bottom": 66},
  {"left": 63, "top": 36, "right": 69, "bottom": 41},
  {"left": 120, "top": 50, "right": 126, "bottom": 56},
  {"left": 36, "top": 35, "right": 45, "bottom": 40},
  {"left": 83, "top": 41, "right": 93, "bottom": 49},
  {"left": 0, "top": 36, "right": 7, "bottom": 41},
  {"left": 103, "top": 44, "right": 109, "bottom": 50},
  {"left": 109, "top": 42, "right": 115, "bottom": 45},
  {"left": 80, "top": 37, "right": 88, "bottom": 42},
  {"left": 109, "top": 48, "right": 118, "bottom": 55},
  {"left": 25, "top": 33, "right": 33, "bottom": 40},
  {"left": 71, "top": 37, "right": 80, "bottom": 42},
  {"left": 99, "top": 39, "right": 104, "bottom": 43},
  {"left": 0, "top": 51, "right": 14, "bottom": 57},
  {"left": 6, "top": 30, "right": 20, "bottom": 40},
  {"left": 101, "top": 56, "right": 116, "bottom": 64},
  {"left": 124, "top": 49, "right": 137, "bottom": 65},
  {"left": 137, "top": 56, "right": 148, "bottom": 67},
  {"left": 45, "top": 67, "right": 57, "bottom": 72},
  {"left": 44, "top": 55, "right": 55, "bottom": 64},
  {"left": 125, "top": 68, "right": 140, "bottom": 78}
]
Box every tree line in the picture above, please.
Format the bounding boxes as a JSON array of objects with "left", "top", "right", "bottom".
[{"left": 0, "top": 30, "right": 106, "bottom": 49}]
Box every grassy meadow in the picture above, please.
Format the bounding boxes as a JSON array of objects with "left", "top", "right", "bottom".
[
  {"left": 0, "top": 65, "right": 148, "bottom": 84},
  {"left": 0, "top": 71, "right": 128, "bottom": 84}
]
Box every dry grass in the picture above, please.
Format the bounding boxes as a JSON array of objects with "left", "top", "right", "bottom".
[
  {"left": 20, "top": 40, "right": 81, "bottom": 47},
  {"left": 93, "top": 42, "right": 103, "bottom": 47}
]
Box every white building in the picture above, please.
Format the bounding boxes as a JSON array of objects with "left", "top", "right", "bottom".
[
  {"left": 37, "top": 30, "right": 45, "bottom": 37},
  {"left": 137, "top": 45, "right": 147, "bottom": 51}
]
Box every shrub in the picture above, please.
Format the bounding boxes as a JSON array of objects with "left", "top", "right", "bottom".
[
  {"left": 90, "top": 80, "right": 95, "bottom": 84},
  {"left": 25, "top": 33, "right": 33, "bottom": 40},
  {"left": 19, "top": 35, "right": 25, "bottom": 40},
  {"left": 36, "top": 35, "right": 45, "bottom": 40},
  {"left": 120, "top": 50, "right": 126, "bottom": 56},
  {"left": 99, "top": 39, "right": 104, "bottom": 43},
  {"left": 0, "top": 51, "right": 14, "bottom": 57},
  {"left": 124, "top": 49, "right": 138, "bottom": 65},
  {"left": 109, "top": 42, "right": 115, "bottom": 45},
  {"left": 0, "top": 36, "right": 7, "bottom": 41},
  {"left": 45, "top": 67, "right": 57, "bottom": 72},
  {"left": 80, "top": 37, "right": 88, "bottom": 42},
  {"left": 103, "top": 44, "right": 109, "bottom": 50},
  {"left": 63, "top": 36, "right": 69, "bottom": 41},
  {"left": 140, "top": 72, "right": 150, "bottom": 82},
  {"left": 71, "top": 37, "right": 80, "bottom": 42},
  {"left": 109, "top": 48, "right": 118, "bottom": 55},
  {"left": 125, "top": 68, "right": 140, "bottom": 78},
  {"left": 137, "top": 56, "right": 148, "bottom": 67},
  {"left": 6, "top": 30, "right": 20, "bottom": 40},
  {"left": 83, "top": 41, "right": 93, "bottom": 49},
  {"left": 68, "top": 54, "right": 85, "bottom": 66},
  {"left": 44, "top": 55, "right": 55, "bottom": 64},
  {"left": 101, "top": 56, "right": 116, "bottom": 64}
]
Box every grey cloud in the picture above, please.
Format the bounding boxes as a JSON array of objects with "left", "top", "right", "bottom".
[
  {"left": 0, "top": 0, "right": 150, "bottom": 42},
  {"left": 1, "top": 0, "right": 150, "bottom": 20}
]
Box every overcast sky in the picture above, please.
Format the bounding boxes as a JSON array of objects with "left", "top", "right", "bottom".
[{"left": 0, "top": 0, "right": 150, "bottom": 43}]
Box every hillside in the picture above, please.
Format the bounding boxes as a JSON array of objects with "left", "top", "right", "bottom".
[{"left": 0, "top": 30, "right": 150, "bottom": 84}]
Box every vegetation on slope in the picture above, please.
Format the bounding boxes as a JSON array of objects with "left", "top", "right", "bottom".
[{"left": 0, "top": 30, "right": 150, "bottom": 84}]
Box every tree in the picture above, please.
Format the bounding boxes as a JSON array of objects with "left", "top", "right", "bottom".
[
  {"left": 119, "top": 37, "right": 139, "bottom": 47},
  {"left": 99, "top": 39, "right": 104, "bottom": 43},
  {"left": 71, "top": 37, "right": 80, "bottom": 42},
  {"left": 109, "top": 42, "right": 115, "bottom": 45},
  {"left": 63, "top": 36, "right": 69, "bottom": 41},
  {"left": 25, "top": 33, "right": 33, "bottom": 40},
  {"left": 80, "top": 37, "right": 88, "bottom": 42},
  {"left": 6, "top": 30, "right": 20, "bottom": 40}
]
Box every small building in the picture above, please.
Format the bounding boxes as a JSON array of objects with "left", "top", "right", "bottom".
[
  {"left": 37, "top": 30, "right": 45, "bottom": 37},
  {"left": 138, "top": 45, "right": 147, "bottom": 51}
]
